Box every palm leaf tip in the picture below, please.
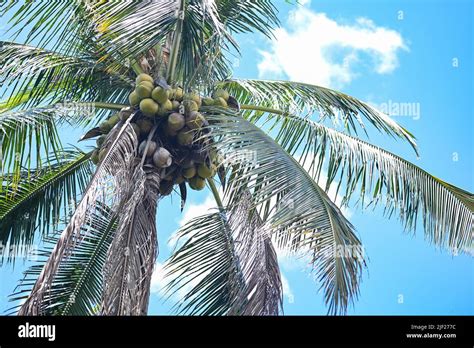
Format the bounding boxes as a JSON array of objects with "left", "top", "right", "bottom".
[{"left": 236, "top": 101, "right": 473, "bottom": 255}]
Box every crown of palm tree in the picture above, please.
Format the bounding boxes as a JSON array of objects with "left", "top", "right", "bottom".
[{"left": 0, "top": 1, "right": 472, "bottom": 316}]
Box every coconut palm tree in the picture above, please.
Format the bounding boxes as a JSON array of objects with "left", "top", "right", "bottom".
[{"left": 0, "top": 1, "right": 472, "bottom": 316}]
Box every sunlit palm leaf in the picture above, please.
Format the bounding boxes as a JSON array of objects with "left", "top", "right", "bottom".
[
  {"left": 218, "top": 79, "right": 418, "bottom": 153},
  {"left": 203, "top": 110, "right": 365, "bottom": 314},
  {"left": 9, "top": 204, "right": 117, "bottom": 315},
  {"left": 0, "top": 150, "right": 92, "bottom": 264},
  {"left": 93, "top": 1, "right": 179, "bottom": 71},
  {"left": 0, "top": 1, "right": 93, "bottom": 54},
  {"left": 164, "top": 190, "right": 283, "bottom": 316},
  {"left": 176, "top": 0, "right": 236, "bottom": 88},
  {"left": 164, "top": 211, "right": 245, "bottom": 315},
  {"left": 260, "top": 112, "right": 473, "bottom": 252},
  {"left": 18, "top": 118, "right": 139, "bottom": 315},
  {"left": 0, "top": 41, "right": 133, "bottom": 111},
  {"left": 0, "top": 105, "right": 63, "bottom": 181},
  {"left": 217, "top": 0, "right": 279, "bottom": 38}
]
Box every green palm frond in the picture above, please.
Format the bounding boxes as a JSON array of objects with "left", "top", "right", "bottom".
[
  {"left": 217, "top": 0, "right": 279, "bottom": 38},
  {"left": 90, "top": 1, "right": 179, "bottom": 70},
  {"left": 259, "top": 111, "right": 473, "bottom": 252},
  {"left": 218, "top": 79, "right": 418, "bottom": 153},
  {"left": 18, "top": 118, "right": 139, "bottom": 315},
  {"left": 164, "top": 188, "right": 284, "bottom": 316},
  {"left": 9, "top": 204, "right": 117, "bottom": 315},
  {"left": 175, "top": 0, "right": 237, "bottom": 88},
  {"left": 202, "top": 109, "right": 365, "bottom": 314},
  {"left": 1, "top": 105, "right": 63, "bottom": 180},
  {"left": 0, "top": 150, "right": 93, "bottom": 264},
  {"left": 0, "top": 41, "right": 133, "bottom": 110},
  {"left": 164, "top": 211, "right": 247, "bottom": 315},
  {"left": 0, "top": 1, "right": 93, "bottom": 53}
]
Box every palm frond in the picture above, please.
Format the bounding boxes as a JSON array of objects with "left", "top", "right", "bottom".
[
  {"left": 164, "top": 190, "right": 283, "bottom": 316},
  {"left": 201, "top": 109, "right": 365, "bottom": 314},
  {"left": 265, "top": 112, "right": 473, "bottom": 252},
  {"left": 0, "top": 41, "right": 133, "bottom": 111},
  {"left": 18, "top": 118, "right": 139, "bottom": 315},
  {"left": 0, "top": 149, "right": 92, "bottom": 264},
  {"left": 218, "top": 79, "right": 418, "bottom": 153},
  {"left": 229, "top": 191, "right": 283, "bottom": 316},
  {"left": 0, "top": 1, "right": 92, "bottom": 53},
  {"left": 176, "top": 0, "right": 236, "bottom": 89},
  {"left": 9, "top": 204, "right": 117, "bottom": 315},
  {"left": 101, "top": 169, "right": 161, "bottom": 315},
  {"left": 91, "top": 1, "right": 179, "bottom": 71},
  {"left": 217, "top": 0, "right": 279, "bottom": 38},
  {"left": 163, "top": 211, "right": 245, "bottom": 315},
  {"left": 0, "top": 104, "right": 63, "bottom": 181}
]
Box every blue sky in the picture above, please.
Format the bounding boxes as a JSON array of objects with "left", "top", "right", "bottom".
[{"left": 0, "top": 0, "right": 473, "bottom": 315}]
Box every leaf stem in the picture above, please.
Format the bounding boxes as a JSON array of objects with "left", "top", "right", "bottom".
[
  {"left": 92, "top": 102, "right": 128, "bottom": 110},
  {"left": 167, "top": 0, "right": 185, "bottom": 85},
  {"left": 240, "top": 104, "right": 290, "bottom": 116},
  {"left": 207, "top": 179, "right": 224, "bottom": 212},
  {"left": 131, "top": 60, "right": 144, "bottom": 75}
]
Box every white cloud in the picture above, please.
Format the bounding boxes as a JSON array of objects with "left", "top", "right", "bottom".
[
  {"left": 258, "top": 4, "right": 407, "bottom": 88},
  {"left": 150, "top": 262, "right": 166, "bottom": 296},
  {"left": 281, "top": 273, "right": 294, "bottom": 304}
]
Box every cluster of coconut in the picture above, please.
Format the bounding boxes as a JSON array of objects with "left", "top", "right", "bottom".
[{"left": 90, "top": 73, "right": 231, "bottom": 195}]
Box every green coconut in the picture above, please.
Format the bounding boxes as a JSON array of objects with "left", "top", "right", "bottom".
[
  {"left": 153, "top": 147, "right": 173, "bottom": 168},
  {"left": 182, "top": 166, "right": 197, "bottom": 179},
  {"left": 91, "top": 149, "right": 99, "bottom": 165},
  {"left": 186, "top": 111, "right": 205, "bottom": 130},
  {"left": 138, "top": 140, "right": 157, "bottom": 158},
  {"left": 172, "top": 100, "right": 181, "bottom": 112},
  {"left": 184, "top": 92, "right": 201, "bottom": 107},
  {"left": 135, "top": 73, "right": 154, "bottom": 85},
  {"left": 174, "top": 87, "right": 184, "bottom": 101},
  {"left": 212, "top": 88, "right": 230, "bottom": 101},
  {"left": 189, "top": 176, "right": 206, "bottom": 191},
  {"left": 182, "top": 100, "right": 199, "bottom": 114},
  {"left": 197, "top": 163, "right": 215, "bottom": 179},
  {"left": 202, "top": 97, "right": 214, "bottom": 106},
  {"left": 129, "top": 91, "right": 140, "bottom": 106},
  {"left": 177, "top": 128, "right": 194, "bottom": 146},
  {"left": 151, "top": 87, "right": 170, "bottom": 104},
  {"left": 214, "top": 97, "right": 228, "bottom": 107},
  {"left": 140, "top": 98, "right": 159, "bottom": 117},
  {"left": 136, "top": 83, "right": 153, "bottom": 99},
  {"left": 161, "top": 99, "right": 173, "bottom": 111},
  {"left": 168, "top": 112, "right": 185, "bottom": 131},
  {"left": 108, "top": 114, "right": 120, "bottom": 126}
]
